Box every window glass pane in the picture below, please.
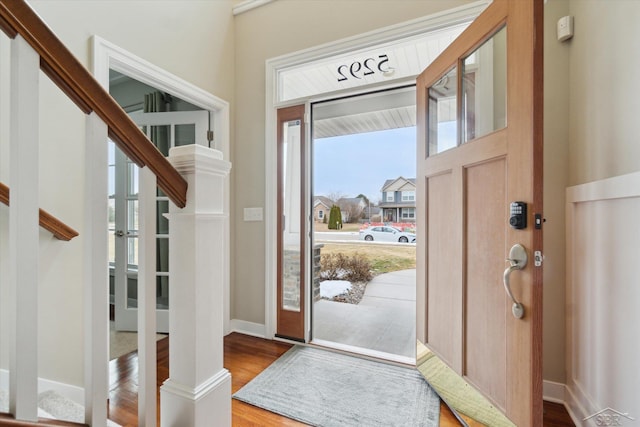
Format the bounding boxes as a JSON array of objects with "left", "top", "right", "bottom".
[
  {"left": 402, "top": 191, "right": 415, "bottom": 201},
  {"left": 428, "top": 67, "right": 457, "bottom": 156},
  {"left": 175, "top": 124, "right": 196, "bottom": 147},
  {"left": 157, "top": 237, "right": 169, "bottom": 273},
  {"left": 281, "top": 119, "right": 302, "bottom": 312},
  {"left": 151, "top": 125, "right": 171, "bottom": 156},
  {"left": 108, "top": 198, "right": 116, "bottom": 264},
  {"left": 277, "top": 22, "right": 469, "bottom": 102},
  {"left": 156, "top": 275, "right": 169, "bottom": 310},
  {"left": 128, "top": 162, "right": 139, "bottom": 196},
  {"left": 108, "top": 140, "right": 116, "bottom": 165},
  {"left": 462, "top": 26, "right": 507, "bottom": 142},
  {"left": 127, "top": 237, "right": 138, "bottom": 267},
  {"left": 127, "top": 200, "right": 138, "bottom": 233},
  {"left": 126, "top": 274, "right": 138, "bottom": 309},
  {"left": 157, "top": 200, "right": 169, "bottom": 234},
  {"left": 108, "top": 165, "right": 115, "bottom": 197}
]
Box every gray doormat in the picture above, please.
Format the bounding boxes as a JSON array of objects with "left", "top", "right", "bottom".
[{"left": 233, "top": 345, "right": 440, "bottom": 426}]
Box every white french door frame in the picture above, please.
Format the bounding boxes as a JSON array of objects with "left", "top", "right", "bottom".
[
  {"left": 264, "top": 1, "right": 487, "bottom": 340},
  {"left": 91, "top": 36, "right": 232, "bottom": 334}
]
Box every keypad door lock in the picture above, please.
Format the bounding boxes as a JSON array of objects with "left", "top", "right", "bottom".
[{"left": 509, "top": 201, "right": 527, "bottom": 229}]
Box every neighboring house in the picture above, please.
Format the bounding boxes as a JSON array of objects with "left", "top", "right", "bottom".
[
  {"left": 313, "top": 196, "right": 333, "bottom": 222},
  {"left": 363, "top": 205, "right": 382, "bottom": 223},
  {"left": 378, "top": 177, "right": 416, "bottom": 223}
]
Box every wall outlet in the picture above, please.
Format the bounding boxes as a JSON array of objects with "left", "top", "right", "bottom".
[{"left": 244, "top": 207, "right": 263, "bottom": 222}]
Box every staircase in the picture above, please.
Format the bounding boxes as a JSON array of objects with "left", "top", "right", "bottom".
[{"left": 0, "top": 1, "right": 231, "bottom": 425}]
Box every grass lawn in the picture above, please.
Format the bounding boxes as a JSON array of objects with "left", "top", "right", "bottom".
[{"left": 318, "top": 242, "right": 416, "bottom": 275}]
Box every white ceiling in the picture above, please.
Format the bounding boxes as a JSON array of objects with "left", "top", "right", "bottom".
[{"left": 312, "top": 87, "right": 416, "bottom": 139}]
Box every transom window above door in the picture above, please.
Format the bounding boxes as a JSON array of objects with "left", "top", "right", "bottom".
[{"left": 276, "top": 23, "right": 471, "bottom": 103}]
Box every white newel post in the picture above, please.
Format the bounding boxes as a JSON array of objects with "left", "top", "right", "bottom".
[{"left": 160, "top": 145, "right": 232, "bottom": 427}]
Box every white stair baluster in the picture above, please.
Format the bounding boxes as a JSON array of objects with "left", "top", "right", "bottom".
[
  {"left": 83, "top": 112, "right": 110, "bottom": 425},
  {"left": 138, "top": 166, "right": 157, "bottom": 426},
  {"left": 9, "top": 34, "right": 39, "bottom": 423}
]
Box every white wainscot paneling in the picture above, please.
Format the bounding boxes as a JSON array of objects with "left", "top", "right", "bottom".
[{"left": 566, "top": 172, "right": 640, "bottom": 426}]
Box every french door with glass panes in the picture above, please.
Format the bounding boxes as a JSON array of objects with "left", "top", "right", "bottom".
[{"left": 110, "top": 110, "right": 209, "bottom": 332}]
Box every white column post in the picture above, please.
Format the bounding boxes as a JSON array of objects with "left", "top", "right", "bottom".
[
  {"left": 9, "top": 35, "right": 39, "bottom": 422},
  {"left": 161, "top": 145, "right": 232, "bottom": 427}
]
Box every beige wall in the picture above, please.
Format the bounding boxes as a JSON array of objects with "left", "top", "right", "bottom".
[
  {"left": 568, "top": 0, "right": 640, "bottom": 185},
  {"left": 543, "top": 0, "right": 570, "bottom": 385},
  {"left": 0, "top": 0, "right": 235, "bottom": 387}
]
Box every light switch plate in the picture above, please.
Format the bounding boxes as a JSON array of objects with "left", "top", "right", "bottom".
[{"left": 244, "top": 207, "right": 263, "bottom": 222}]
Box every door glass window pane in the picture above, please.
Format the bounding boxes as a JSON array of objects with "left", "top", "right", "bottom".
[
  {"left": 428, "top": 67, "right": 457, "bottom": 156},
  {"left": 156, "top": 275, "right": 169, "bottom": 309},
  {"left": 157, "top": 238, "right": 169, "bottom": 273},
  {"left": 157, "top": 200, "right": 169, "bottom": 234},
  {"left": 151, "top": 125, "right": 171, "bottom": 156},
  {"left": 175, "top": 123, "right": 196, "bottom": 147},
  {"left": 127, "top": 237, "right": 138, "bottom": 267},
  {"left": 462, "top": 26, "right": 507, "bottom": 142},
  {"left": 281, "top": 119, "right": 302, "bottom": 312},
  {"left": 108, "top": 198, "right": 116, "bottom": 264},
  {"left": 127, "top": 200, "right": 139, "bottom": 234},
  {"left": 126, "top": 274, "right": 138, "bottom": 309},
  {"left": 127, "top": 162, "right": 139, "bottom": 196}
]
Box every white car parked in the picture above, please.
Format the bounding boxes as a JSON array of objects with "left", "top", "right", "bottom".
[{"left": 359, "top": 226, "right": 416, "bottom": 243}]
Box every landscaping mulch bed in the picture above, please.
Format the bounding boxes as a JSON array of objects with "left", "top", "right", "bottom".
[{"left": 327, "top": 281, "right": 367, "bottom": 305}]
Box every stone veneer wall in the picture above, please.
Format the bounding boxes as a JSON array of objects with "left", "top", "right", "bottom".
[{"left": 282, "top": 244, "right": 324, "bottom": 309}]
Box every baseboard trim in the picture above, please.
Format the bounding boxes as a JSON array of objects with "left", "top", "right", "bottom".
[
  {"left": 229, "top": 319, "right": 266, "bottom": 338},
  {"left": 543, "top": 380, "right": 566, "bottom": 404},
  {"left": 0, "top": 369, "right": 85, "bottom": 406}
]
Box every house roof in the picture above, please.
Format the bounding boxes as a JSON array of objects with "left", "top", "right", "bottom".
[
  {"left": 381, "top": 177, "right": 416, "bottom": 192},
  {"left": 313, "top": 196, "right": 333, "bottom": 209}
]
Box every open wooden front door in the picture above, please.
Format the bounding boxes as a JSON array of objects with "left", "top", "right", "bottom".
[
  {"left": 276, "top": 105, "right": 306, "bottom": 341},
  {"left": 416, "top": 0, "right": 543, "bottom": 425}
]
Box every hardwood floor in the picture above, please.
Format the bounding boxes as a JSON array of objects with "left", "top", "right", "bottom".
[{"left": 107, "top": 333, "right": 574, "bottom": 426}]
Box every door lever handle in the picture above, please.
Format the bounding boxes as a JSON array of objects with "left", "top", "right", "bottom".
[{"left": 503, "top": 244, "right": 527, "bottom": 319}]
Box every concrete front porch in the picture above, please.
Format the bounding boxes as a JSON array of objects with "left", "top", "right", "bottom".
[{"left": 312, "top": 269, "right": 416, "bottom": 361}]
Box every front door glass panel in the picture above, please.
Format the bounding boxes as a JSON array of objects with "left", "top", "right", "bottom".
[
  {"left": 462, "top": 26, "right": 507, "bottom": 141},
  {"left": 427, "top": 67, "right": 458, "bottom": 156},
  {"left": 281, "top": 119, "right": 303, "bottom": 313}
]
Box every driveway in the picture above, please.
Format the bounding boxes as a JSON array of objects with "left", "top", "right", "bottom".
[{"left": 312, "top": 269, "right": 416, "bottom": 360}]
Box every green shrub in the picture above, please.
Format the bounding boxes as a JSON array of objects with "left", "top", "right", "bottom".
[
  {"left": 328, "top": 205, "right": 343, "bottom": 230},
  {"left": 320, "top": 253, "right": 372, "bottom": 283}
]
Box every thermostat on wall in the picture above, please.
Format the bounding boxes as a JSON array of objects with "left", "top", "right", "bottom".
[{"left": 557, "top": 15, "right": 574, "bottom": 42}]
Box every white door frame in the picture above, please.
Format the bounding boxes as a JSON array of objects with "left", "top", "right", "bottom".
[
  {"left": 264, "top": 1, "right": 488, "bottom": 340},
  {"left": 92, "top": 36, "right": 232, "bottom": 334}
]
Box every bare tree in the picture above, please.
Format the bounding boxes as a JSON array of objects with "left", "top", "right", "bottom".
[
  {"left": 339, "top": 199, "right": 365, "bottom": 223},
  {"left": 326, "top": 191, "right": 347, "bottom": 203}
]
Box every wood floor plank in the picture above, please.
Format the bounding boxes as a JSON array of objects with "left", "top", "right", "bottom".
[{"left": 105, "top": 332, "right": 574, "bottom": 426}]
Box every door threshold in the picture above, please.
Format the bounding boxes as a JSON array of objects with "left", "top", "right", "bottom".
[{"left": 310, "top": 338, "right": 415, "bottom": 367}]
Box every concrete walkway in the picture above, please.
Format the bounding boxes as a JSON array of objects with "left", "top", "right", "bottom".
[{"left": 312, "top": 269, "right": 416, "bottom": 359}]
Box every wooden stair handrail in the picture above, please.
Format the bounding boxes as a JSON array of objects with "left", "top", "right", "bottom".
[
  {"left": 1, "top": 182, "right": 79, "bottom": 241},
  {"left": 0, "top": 0, "right": 187, "bottom": 208}
]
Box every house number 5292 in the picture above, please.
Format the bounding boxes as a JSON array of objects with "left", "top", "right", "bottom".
[{"left": 337, "top": 54, "right": 392, "bottom": 82}]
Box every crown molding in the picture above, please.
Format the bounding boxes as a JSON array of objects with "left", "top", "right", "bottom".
[{"left": 233, "top": 0, "right": 274, "bottom": 16}]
